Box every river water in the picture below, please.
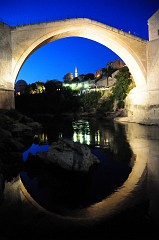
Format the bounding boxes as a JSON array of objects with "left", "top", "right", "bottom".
[
  {"left": 21, "top": 118, "right": 133, "bottom": 214},
  {"left": 1, "top": 117, "right": 159, "bottom": 239}
]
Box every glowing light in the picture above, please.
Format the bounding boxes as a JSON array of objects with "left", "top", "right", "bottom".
[
  {"left": 78, "top": 83, "right": 82, "bottom": 88},
  {"left": 79, "top": 132, "right": 84, "bottom": 144},
  {"left": 84, "top": 83, "right": 89, "bottom": 88},
  {"left": 73, "top": 132, "right": 77, "bottom": 142},
  {"left": 86, "top": 134, "right": 90, "bottom": 145},
  {"left": 71, "top": 83, "right": 76, "bottom": 89},
  {"left": 59, "top": 132, "right": 63, "bottom": 138}
]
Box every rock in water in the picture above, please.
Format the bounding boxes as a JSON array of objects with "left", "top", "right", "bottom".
[{"left": 38, "top": 138, "right": 100, "bottom": 172}]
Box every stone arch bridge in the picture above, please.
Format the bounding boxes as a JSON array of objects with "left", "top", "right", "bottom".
[{"left": 0, "top": 10, "right": 159, "bottom": 124}]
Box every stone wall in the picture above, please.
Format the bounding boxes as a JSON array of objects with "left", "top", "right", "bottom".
[
  {"left": 147, "top": 10, "right": 159, "bottom": 91},
  {"left": 0, "top": 22, "right": 15, "bottom": 109},
  {"left": 0, "top": 89, "right": 15, "bottom": 109},
  {"left": 0, "top": 22, "right": 13, "bottom": 90},
  {"left": 126, "top": 87, "right": 159, "bottom": 125},
  {"left": 148, "top": 10, "right": 159, "bottom": 41}
]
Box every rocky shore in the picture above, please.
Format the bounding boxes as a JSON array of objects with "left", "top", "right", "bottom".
[{"left": 0, "top": 109, "right": 42, "bottom": 181}]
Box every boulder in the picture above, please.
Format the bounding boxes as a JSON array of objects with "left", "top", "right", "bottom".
[
  {"left": 26, "top": 121, "right": 42, "bottom": 130},
  {"left": 11, "top": 123, "right": 32, "bottom": 137},
  {"left": 37, "top": 138, "right": 100, "bottom": 172}
]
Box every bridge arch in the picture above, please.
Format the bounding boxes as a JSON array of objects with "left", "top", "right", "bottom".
[
  {"left": 1, "top": 12, "right": 159, "bottom": 123},
  {"left": 11, "top": 18, "right": 147, "bottom": 89}
]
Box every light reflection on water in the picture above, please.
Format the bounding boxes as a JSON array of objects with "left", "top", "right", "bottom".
[
  {"left": 21, "top": 119, "right": 133, "bottom": 214},
  {"left": 72, "top": 120, "right": 111, "bottom": 148}
]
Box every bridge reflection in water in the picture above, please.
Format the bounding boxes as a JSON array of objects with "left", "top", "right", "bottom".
[{"left": 1, "top": 120, "right": 159, "bottom": 238}]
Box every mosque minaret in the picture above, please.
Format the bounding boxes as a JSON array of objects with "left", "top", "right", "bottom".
[{"left": 74, "top": 67, "right": 78, "bottom": 78}]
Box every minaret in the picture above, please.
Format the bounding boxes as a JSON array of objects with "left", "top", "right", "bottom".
[{"left": 75, "top": 67, "right": 78, "bottom": 78}]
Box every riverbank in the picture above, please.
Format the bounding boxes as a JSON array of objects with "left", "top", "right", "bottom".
[{"left": 0, "top": 109, "right": 43, "bottom": 181}]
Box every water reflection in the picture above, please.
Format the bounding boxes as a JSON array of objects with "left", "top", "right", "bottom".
[
  {"left": 34, "top": 132, "right": 48, "bottom": 144},
  {"left": 30, "top": 119, "right": 133, "bottom": 164},
  {"left": 72, "top": 120, "right": 91, "bottom": 145},
  {"left": 21, "top": 119, "right": 133, "bottom": 213},
  {"left": 72, "top": 120, "right": 111, "bottom": 148},
  {"left": 1, "top": 120, "right": 159, "bottom": 238}
]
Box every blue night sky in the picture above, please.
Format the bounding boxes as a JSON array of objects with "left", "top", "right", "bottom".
[{"left": 0, "top": 0, "right": 159, "bottom": 84}]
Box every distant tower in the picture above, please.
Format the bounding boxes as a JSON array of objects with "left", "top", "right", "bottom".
[{"left": 74, "top": 67, "right": 78, "bottom": 78}]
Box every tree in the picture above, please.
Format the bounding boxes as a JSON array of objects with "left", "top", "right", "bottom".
[
  {"left": 102, "top": 65, "right": 116, "bottom": 86},
  {"left": 29, "top": 81, "right": 45, "bottom": 94},
  {"left": 45, "top": 80, "right": 61, "bottom": 94},
  {"left": 80, "top": 91, "right": 102, "bottom": 111},
  {"left": 111, "top": 66, "right": 134, "bottom": 109},
  {"left": 84, "top": 73, "right": 95, "bottom": 80},
  {"left": 29, "top": 82, "right": 37, "bottom": 93},
  {"left": 36, "top": 81, "right": 45, "bottom": 93},
  {"left": 63, "top": 73, "right": 73, "bottom": 82}
]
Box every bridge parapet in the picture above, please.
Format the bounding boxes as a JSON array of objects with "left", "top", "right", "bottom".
[{"left": 12, "top": 18, "right": 146, "bottom": 43}]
